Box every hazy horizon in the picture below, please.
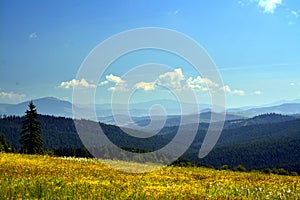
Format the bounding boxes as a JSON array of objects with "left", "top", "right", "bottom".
[
  {"left": 1, "top": 95, "right": 300, "bottom": 110},
  {"left": 1, "top": 0, "right": 299, "bottom": 108}
]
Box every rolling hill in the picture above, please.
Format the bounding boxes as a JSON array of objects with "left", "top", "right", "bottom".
[
  {"left": 1, "top": 153, "right": 299, "bottom": 199},
  {"left": 0, "top": 113, "right": 299, "bottom": 172}
]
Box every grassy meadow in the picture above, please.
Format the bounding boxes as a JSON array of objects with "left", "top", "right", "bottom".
[{"left": 0, "top": 153, "right": 299, "bottom": 199}]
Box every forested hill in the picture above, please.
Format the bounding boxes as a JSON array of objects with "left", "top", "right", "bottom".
[
  {"left": 0, "top": 115, "right": 81, "bottom": 150},
  {"left": 224, "top": 113, "right": 296, "bottom": 129},
  {"left": 0, "top": 114, "right": 299, "bottom": 172},
  {"left": 0, "top": 115, "right": 169, "bottom": 151},
  {"left": 189, "top": 119, "right": 300, "bottom": 173}
]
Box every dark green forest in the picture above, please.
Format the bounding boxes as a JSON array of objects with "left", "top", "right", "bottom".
[{"left": 0, "top": 113, "right": 299, "bottom": 173}]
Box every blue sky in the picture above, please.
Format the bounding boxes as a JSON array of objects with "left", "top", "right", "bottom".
[{"left": 0, "top": 0, "right": 299, "bottom": 107}]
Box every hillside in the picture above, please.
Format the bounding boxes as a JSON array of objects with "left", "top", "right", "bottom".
[
  {"left": 1, "top": 114, "right": 299, "bottom": 173},
  {"left": 0, "top": 153, "right": 299, "bottom": 199},
  {"left": 224, "top": 113, "right": 296, "bottom": 129},
  {"left": 126, "top": 111, "right": 246, "bottom": 129},
  {"left": 0, "top": 115, "right": 169, "bottom": 151},
  {"left": 186, "top": 119, "right": 300, "bottom": 173}
]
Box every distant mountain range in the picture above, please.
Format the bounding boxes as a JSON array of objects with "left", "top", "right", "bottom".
[
  {"left": 0, "top": 97, "right": 73, "bottom": 117},
  {"left": 228, "top": 103, "right": 300, "bottom": 116},
  {"left": 123, "top": 112, "right": 247, "bottom": 131},
  {"left": 1, "top": 97, "right": 300, "bottom": 124}
]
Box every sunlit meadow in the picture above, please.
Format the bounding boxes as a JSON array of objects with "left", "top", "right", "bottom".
[{"left": 0, "top": 153, "right": 299, "bottom": 199}]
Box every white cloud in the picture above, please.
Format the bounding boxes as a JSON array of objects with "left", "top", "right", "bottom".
[
  {"left": 232, "top": 89, "right": 245, "bottom": 96},
  {"left": 98, "top": 74, "right": 127, "bottom": 91},
  {"left": 134, "top": 81, "right": 156, "bottom": 91},
  {"left": 186, "top": 76, "right": 219, "bottom": 91},
  {"left": 106, "top": 74, "right": 124, "bottom": 84},
  {"left": 98, "top": 68, "right": 247, "bottom": 96},
  {"left": 256, "top": 0, "right": 282, "bottom": 14},
  {"left": 128, "top": 68, "right": 246, "bottom": 97},
  {"left": 98, "top": 80, "right": 109, "bottom": 86},
  {"left": 156, "top": 68, "right": 185, "bottom": 90},
  {"left": 133, "top": 69, "right": 186, "bottom": 91},
  {"left": 290, "top": 82, "right": 295, "bottom": 86},
  {"left": 0, "top": 91, "right": 26, "bottom": 103},
  {"left": 59, "top": 79, "right": 96, "bottom": 89},
  {"left": 29, "top": 32, "right": 37, "bottom": 39},
  {"left": 242, "top": 1, "right": 298, "bottom": 24},
  {"left": 107, "top": 84, "right": 127, "bottom": 92},
  {"left": 220, "top": 85, "right": 245, "bottom": 96},
  {"left": 254, "top": 90, "right": 263, "bottom": 95},
  {"left": 220, "top": 85, "right": 232, "bottom": 93}
]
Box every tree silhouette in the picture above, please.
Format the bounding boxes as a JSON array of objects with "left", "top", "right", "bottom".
[{"left": 20, "top": 101, "right": 43, "bottom": 154}]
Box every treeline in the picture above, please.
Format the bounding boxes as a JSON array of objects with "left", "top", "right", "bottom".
[
  {"left": 0, "top": 115, "right": 82, "bottom": 150},
  {"left": 0, "top": 115, "right": 170, "bottom": 151},
  {"left": 172, "top": 161, "right": 298, "bottom": 176},
  {"left": 0, "top": 134, "right": 16, "bottom": 153},
  {"left": 1, "top": 132, "right": 299, "bottom": 176},
  {"left": 1, "top": 114, "right": 300, "bottom": 175}
]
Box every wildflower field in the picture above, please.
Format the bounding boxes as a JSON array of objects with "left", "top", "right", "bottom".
[{"left": 0, "top": 153, "right": 299, "bottom": 199}]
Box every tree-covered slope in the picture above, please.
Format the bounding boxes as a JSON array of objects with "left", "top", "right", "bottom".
[{"left": 0, "top": 114, "right": 299, "bottom": 172}]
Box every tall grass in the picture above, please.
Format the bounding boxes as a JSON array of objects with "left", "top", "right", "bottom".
[{"left": 0, "top": 153, "right": 299, "bottom": 199}]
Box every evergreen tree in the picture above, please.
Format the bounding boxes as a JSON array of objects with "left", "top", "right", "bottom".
[{"left": 20, "top": 101, "right": 43, "bottom": 154}]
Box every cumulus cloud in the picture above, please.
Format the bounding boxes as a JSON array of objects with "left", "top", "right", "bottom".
[
  {"left": 99, "top": 68, "right": 246, "bottom": 96},
  {"left": 256, "top": 0, "right": 282, "bottom": 14},
  {"left": 133, "top": 69, "right": 185, "bottom": 91},
  {"left": 220, "top": 85, "right": 231, "bottom": 93},
  {"left": 220, "top": 85, "right": 245, "bottom": 96},
  {"left": 232, "top": 89, "right": 245, "bottom": 96},
  {"left": 186, "top": 76, "right": 219, "bottom": 91},
  {"left": 98, "top": 74, "right": 127, "bottom": 91},
  {"left": 106, "top": 74, "right": 124, "bottom": 84},
  {"left": 156, "top": 68, "right": 185, "bottom": 90},
  {"left": 59, "top": 79, "right": 96, "bottom": 89},
  {"left": 98, "top": 80, "right": 109, "bottom": 86},
  {"left": 0, "top": 91, "right": 26, "bottom": 103},
  {"left": 132, "top": 68, "right": 245, "bottom": 96},
  {"left": 29, "top": 32, "right": 37, "bottom": 39},
  {"left": 254, "top": 90, "right": 263, "bottom": 95},
  {"left": 241, "top": 0, "right": 299, "bottom": 24},
  {"left": 107, "top": 83, "right": 127, "bottom": 92},
  {"left": 133, "top": 81, "right": 156, "bottom": 91}
]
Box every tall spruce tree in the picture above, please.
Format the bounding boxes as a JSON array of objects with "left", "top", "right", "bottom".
[{"left": 20, "top": 101, "right": 43, "bottom": 154}]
